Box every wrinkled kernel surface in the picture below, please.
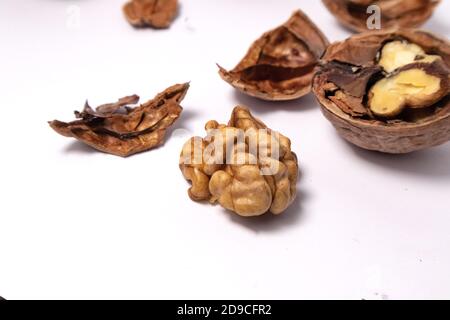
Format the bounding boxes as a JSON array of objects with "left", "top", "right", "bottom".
[{"left": 179, "top": 107, "right": 299, "bottom": 217}]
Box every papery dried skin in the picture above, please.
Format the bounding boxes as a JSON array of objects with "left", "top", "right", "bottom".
[
  {"left": 49, "top": 83, "right": 189, "bottom": 157},
  {"left": 79, "top": 95, "right": 140, "bottom": 118},
  {"left": 218, "top": 10, "right": 329, "bottom": 101},
  {"left": 319, "top": 62, "right": 382, "bottom": 97},
  {"left": 123, "top": 0, "right": 178, "bottom": 29}
]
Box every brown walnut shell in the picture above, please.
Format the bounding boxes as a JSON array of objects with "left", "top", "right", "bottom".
[
  {"left": 123, "top": 0, "right": 178, "bottom": 29},
  {"left": 322, "top": 0, "right": 441, "bottom": 32},
  {"left": 49, "top": 83, "right": 189, "bottom": 157},
  {"left": 313, "top": 29, "right": 450, "bottom": 154},
  {"left": 218, "top": 10, "right": 329, "bottom": 101}
]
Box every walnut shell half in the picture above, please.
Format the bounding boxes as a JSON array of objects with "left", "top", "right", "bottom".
[
  {"left": 313, "top": 29, "right": 450, "bottom": 154},
  {"left": 49, "top": 83, "right": 189, "bottom": 157},
  {"left": 218, "top": 10, "right": 329, "bottom": 101},
  {"left": 323, "top": 0, "right": 441, "bottom": 33}
]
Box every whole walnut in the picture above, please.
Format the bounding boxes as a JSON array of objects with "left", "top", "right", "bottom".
[{"left": 179, "top": 107, "right": 299, "bottom": 217}]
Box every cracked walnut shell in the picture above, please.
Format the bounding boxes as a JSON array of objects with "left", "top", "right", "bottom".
[
  {"left": 218, "top": 10, "right": 329, "bottom": 101},
  {"left": 179, "top": 106, "right": 299, "bottom": 217},
  {"left": 123, "top": 0, "right": 178, "bottom": 29},
  {"left": 322, "top": 0, "right": 441, "bottom": 32},
  {"left": 313, "top": 29, "right": 450, "bottom": 154},
  {"left": 49, "top": 83, "right": 189, "bottom": 157}
]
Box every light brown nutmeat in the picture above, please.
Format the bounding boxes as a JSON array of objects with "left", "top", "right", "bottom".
[
  {"left": 179, "top": 106, "right": 299, "bottom": 217},
  {"left": 218, "top": 10, "right": 329, "bottom": 101},
  {"left": 123, "top": 0, "right": 178, "bottom": 29},
  {"left": 368, "top": 63, "right": 449, "bottom": 118},
  {"left": 322, "top": 0, "right": 441, "bottom": 32},
  {"left": 377, "top": 40, "right": 441, "bottom": 73}
]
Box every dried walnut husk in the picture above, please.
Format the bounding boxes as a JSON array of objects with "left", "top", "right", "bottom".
[
  {"left": 313, "top": 29, "right": 450, "bottom": 154},
  {"left": 179, "top": 106, "right": 299, "bottom": 217},
  {"left": 218, "top": 10, "right": 329, "bottom": 101},
  {"left": 322, "top": 0, "right": 441, "bottom": 32},
  {"left": 123, "top": 0, "right": 178, "bottom": 29},
  {"left": 49, "top": 83, "right": 189, "bottom": 157}
]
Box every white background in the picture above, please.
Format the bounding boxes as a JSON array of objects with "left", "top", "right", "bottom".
[{"left": 0, "top": 0, "right": 449, "bottom": 300}]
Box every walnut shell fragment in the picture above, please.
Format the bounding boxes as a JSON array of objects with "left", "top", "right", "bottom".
[
  {"left": 179, "top": 106, "right": 299, "bottom": 217},
  {"left": 218, "top": 10, "right": 329, "bottom": 101},
  {"left": 123, "top": 0, "right": 178, "bottom": 29},
  {"left": 49, "top": 83, "right": 189, "bottom": 157},
  {"left": 313, "top": 29, "right": 450, "bottom": 154},
  {"left": 323, "top": 0, "right": 441, "bottom": 32}
]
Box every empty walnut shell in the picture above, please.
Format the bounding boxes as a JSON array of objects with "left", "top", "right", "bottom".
[
  {"left": 49, "top": 83, "right": 189, "bottom": 157},
  {"left": 218, "top": 10, "right": 329, "bottom": 101},
  {"left": 123, "top": 0, "right": 178, "bottom": 29},
  {"left": 323, "top": 0, "right": 442, "bottom": 32},
  {"left": 313, "top": 29, "right": 450, "bottom": 154},
  {"left": 179, "top": 106, "right": 299, "bottom": 217}
]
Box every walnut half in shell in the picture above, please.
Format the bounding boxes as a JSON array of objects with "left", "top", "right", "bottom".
[
  {"left": 218, "top": 10, "right": 329, "bottom": 101},
  {"left": 313, "top": 29, "right": 450, "bottom": 154},
  {"left": 323, "top": 0, "right": 441, "bottom": 32},
  {"left": 179, "top": 107, "right": 299, "bottom": 217}
]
